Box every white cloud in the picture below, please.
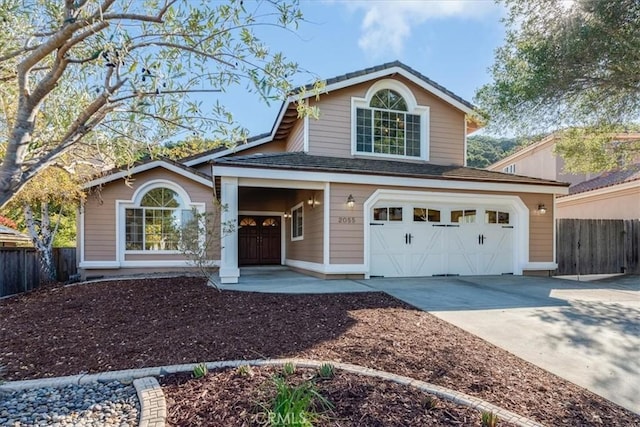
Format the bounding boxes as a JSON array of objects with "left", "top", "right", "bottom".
[{"left": 348, "top": 1, "right": 498, "bottom": 57}]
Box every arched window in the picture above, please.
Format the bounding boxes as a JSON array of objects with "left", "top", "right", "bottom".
[
  {"left": 125, "top": 187, "right": 190, "bottom": 251},
  {"left": 353, "top": 80, "right": 428, "bottom": 160}
]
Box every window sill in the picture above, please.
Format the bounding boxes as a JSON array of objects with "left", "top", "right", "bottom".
[
  {"left": 124, "top": 250, "right": 183, "bottom": 255},
  {"left": 353, "top": 152, "right": 427, "bottom": 162}
]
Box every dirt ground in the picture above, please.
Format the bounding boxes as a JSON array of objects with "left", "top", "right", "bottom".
[{"left": 1, "top": 277, "right": 638, "bottom": 426}]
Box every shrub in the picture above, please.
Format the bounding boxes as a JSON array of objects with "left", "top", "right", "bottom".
[
  {"left": 282, "top": 362, "right": 296, "bottom": 376},
  {"left": 236, "top": 364, "right": 254, "bottom": 377},
  {"left": 267, "top": 376, "right": 332, "bottom": 427},
  {"left": 192, "top": 363, "right": 208, "bottom": 379},
  {"left": 481, "top": 410, "right": 499, "bottom": 427},
  {"left": 317, "top": 363, "right": 334, "bottom": 379}
]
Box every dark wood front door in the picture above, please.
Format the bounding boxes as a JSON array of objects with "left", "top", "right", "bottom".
[{"left": 238, "top": 216, "right": 281, "bottom": 265}]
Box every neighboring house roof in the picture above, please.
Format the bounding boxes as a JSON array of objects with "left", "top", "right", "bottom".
[
  {"left": 83, "top": 157, "right": 213, "bottom": 189},
  {"left": 566, "top": 163, "right": 640, "bottom": 195},
  {"left": 185, "top": 61, "right": 477, "bottom": 167},
  {"left": 213, "top": 152, "right": 569, "bottom": 188},
  {"left": 0, "top": 225, "right": 31, "bottom": 245},
  {"left": 489, "top": 132, "right": 640, "bottom": 171}
]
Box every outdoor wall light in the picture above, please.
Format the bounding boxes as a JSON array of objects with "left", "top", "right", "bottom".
[
  {"left": 346, "top": 194, "right": 356, "bottom": 208},
  {"left": 537, "top": 204, "right": 547, "bottom": 215},
  {"left": 308, "top": 193, "right": 319, "bottom": 208},
  {"left": 283, "top": 212, "right": 291, "bottom": 219}
]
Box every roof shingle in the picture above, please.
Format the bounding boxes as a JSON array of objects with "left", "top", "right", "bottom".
[
  {"left": 213, "top": 152, "right": 569, "bottom": 187},
  {"left": 568, "top": 164, "right": 640, "bottom": 195}
]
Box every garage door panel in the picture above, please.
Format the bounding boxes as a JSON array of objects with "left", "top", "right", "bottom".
[
  {"left": 370, "top": 224, "right": 407, "bottom": 276},
  {"left": 369, "top": 202, "right": 516, "bottom": 278}
]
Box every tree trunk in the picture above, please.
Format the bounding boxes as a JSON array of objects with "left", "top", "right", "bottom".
[{"left": 23, "top": 202, "right": 57, "bottom": 282}]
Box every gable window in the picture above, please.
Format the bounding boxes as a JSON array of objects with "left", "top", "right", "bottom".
[
  {"left": 291, "top": 203, "right": 303, "bottom": 241},
  {"left": 352, "top": 80, "right": 429, "bottom": 161},
  {"left": 503, "top": 164, "right": 516, "bottom": 174},
  {"left": 125, "top": 187, "right": 193, "bottom": 251}
]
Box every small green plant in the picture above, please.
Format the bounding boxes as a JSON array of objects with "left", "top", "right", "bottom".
[
  {"left": 192, "top": 363, "right": 208, "bottom": 379},
  {"left": 481, "top": 410, "right": 499, "bottom": 427},
  {"left": 236, "top": 364, "right": 254, "bottom": 377},
  {"left": 266, "top": 377, "right": 332, "bottom": 427},
  {"left": 282, "top": 362, "right": 296, "bottom": 376},
  {"left": 421, "top": 395, "right": 439, "bottom": 410},
  {"left": 317, "top": 363, "right": 334, "bottom": 379}
]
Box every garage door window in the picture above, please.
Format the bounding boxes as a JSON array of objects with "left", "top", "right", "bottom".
[
  {"left": 413, "top": 208, "right": 441, "bottom": 222},
  {"left": 486, "top": 210, "right": 510, "bottom": 224},
  {"left": 451, "top": 209, "right": 476, "bottom": 223},
  {"left": 373, "top": 207, "right": 403, "bottom": 221}
]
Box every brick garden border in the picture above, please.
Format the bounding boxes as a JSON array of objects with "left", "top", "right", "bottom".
[{"left": 0, "top": 358, "right": 546, "bottom": 427}]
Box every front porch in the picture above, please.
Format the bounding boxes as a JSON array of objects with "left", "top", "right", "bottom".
[{"left": 218, "top": 177, "right": 331, "bottom": 284}]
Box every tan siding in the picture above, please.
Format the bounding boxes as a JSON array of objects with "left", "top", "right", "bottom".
[
  {"left": 557, "top": 187, "right": 640, "bottom": 219},
  {"left": 286, "top": 189, "right": 324, "bottom": 264},
  {"left": 285, "top": 118, "right": 305, "bottom": 152},
  {"left": 83, "top": 168, "right": 219, "bottom": 262},
  {"left": 308, "top": 76, "right": 466, "bottom": 165},
  {"left": 518, "top": 193, "right": 554, "bottom": 262},
  {"left": 328, "top": 183, "right": 556, "bottom": 265}
]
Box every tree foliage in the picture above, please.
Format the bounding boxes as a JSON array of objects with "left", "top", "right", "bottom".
[
  {"left": 476, "top": 0, "right": 640, "bottom": 171},
  {"left": 2, "top": 166, "right": 83, "bottom": 280},
  {"left": 466, "top": 135, "right": 522, "bottom": 169},
  {"left": 0, "top": 0, "right": 315, "bottom": 208}
]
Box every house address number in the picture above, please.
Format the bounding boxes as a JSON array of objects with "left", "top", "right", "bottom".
[{"left": 338, "top": 217, "right": 356, "bottom": 224}]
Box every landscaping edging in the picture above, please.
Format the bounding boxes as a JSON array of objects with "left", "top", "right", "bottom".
[{"left": 0, "top": 358, "right": 545, "bottom": 427}]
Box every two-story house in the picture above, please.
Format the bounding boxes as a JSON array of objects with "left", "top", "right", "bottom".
[
  {"left": 79, "top": 62, "right": 569, "bottom": 283},
  {"left": 489, "top": 133, "right": 640, "bottom": 220}
]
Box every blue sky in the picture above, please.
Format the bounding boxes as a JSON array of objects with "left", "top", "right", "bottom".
[{"left": 220, "top": 0, "right": 506, "bottom": 136}]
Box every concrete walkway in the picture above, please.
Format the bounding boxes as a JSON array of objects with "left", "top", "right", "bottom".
[{"left": 219, "top": 268, "right": 640, "bottom": 414}]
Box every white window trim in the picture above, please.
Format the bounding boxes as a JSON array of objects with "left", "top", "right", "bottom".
[
  {"left": 290, "top": 202, "right": 304, "bottom": 242},
  {"left": 116, "top": 180, "right": 205, "bottom": 259},
  {"left": 351, "top": 79, "right": 430, "bottom": 161}
]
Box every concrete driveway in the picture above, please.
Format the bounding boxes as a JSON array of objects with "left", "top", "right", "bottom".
[{"left": 365, "top": 274, "right": 640, "bottom": 414}]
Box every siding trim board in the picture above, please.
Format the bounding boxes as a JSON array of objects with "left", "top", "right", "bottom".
[
  {"left": 84, "top": 160, "right": 213, "bottom": 189},
  {"left": 217, "top": 165, "right": 568, "bottom": 195}
]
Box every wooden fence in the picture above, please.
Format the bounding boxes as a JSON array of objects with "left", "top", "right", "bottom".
[
  {"left": 0, "top": 247, "right": 77, "bottom": 298},
  {"left": 556, "top": 219, "right": 640, "bottom": 275}
]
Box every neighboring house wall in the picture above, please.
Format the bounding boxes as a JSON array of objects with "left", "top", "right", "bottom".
[
  {"left": 285, "top": 189, "right": 324, "bottom": 264},
  {"left": 83, "top": 168, "right": 217, "bottom": 263},
  {"left": 307, "top": 76, "right": 466, "bottom": 165},
  {"left": 329, "top": 183, "right": 555, "bottom": 265},
  {"left": 557, "top": 186, "right": 640, "bottom": 219}
]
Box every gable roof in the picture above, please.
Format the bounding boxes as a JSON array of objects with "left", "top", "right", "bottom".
[
  {"left": 184, "top": 61, "right": 476, "bottom": 167},
  {"left": 490, "top": 132, "right": 640, "bottom": 170},
  {"left": 83, "top": 157, "right": 213, "bottom": 189},
  {"left": 212, "top": 152, "right": 569, "bottom": 188},
  {"left": 567, "top": 163, "right": 640, "bottom": 195}
]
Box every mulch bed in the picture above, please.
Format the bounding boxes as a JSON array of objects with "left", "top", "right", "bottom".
[
  {"left": 161, "top": 366, "right": 517, "bottom": 426},
  {"left": 1, "top": 277, "right": 638, "bottom": 426}
]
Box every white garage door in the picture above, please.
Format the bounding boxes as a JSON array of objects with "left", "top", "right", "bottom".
[{"left": 370, "top": 203, "right": 514, "bottom": 277}]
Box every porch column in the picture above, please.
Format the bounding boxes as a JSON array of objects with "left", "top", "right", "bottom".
[{"left": 219, "top": 176, "right": 239, "bottom": 283}]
